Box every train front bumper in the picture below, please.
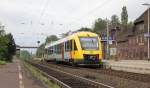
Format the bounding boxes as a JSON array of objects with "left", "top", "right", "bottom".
[{"left": 73, "top": 58, "right": 102, "bottom": 65}]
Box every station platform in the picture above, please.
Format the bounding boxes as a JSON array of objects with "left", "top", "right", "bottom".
[
  {"left": 0, "top": 59, "right": 45, "bottom": 88},
  {"left": 103, "top": 60, "right": 150, "bottom": 75}
]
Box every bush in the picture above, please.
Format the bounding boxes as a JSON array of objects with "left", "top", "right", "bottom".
[{"left": 0, "top": 60, "right": 6, "bottom": 65}]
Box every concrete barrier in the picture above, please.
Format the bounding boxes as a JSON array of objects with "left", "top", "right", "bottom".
[{"left": 103, "top": 60, "right": 150, "bottom": 75}]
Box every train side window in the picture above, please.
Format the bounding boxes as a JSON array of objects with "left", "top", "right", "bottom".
[
  {"left": 65, "top": 41, "right": 70, "bottom": 52},
  {"left": 52, "top": 46, "right": 54, "bottom": 53},
  {"left": 50, "top": 47, "right": 52, "bottom": 54},
  {"left": 65, "top": 40, "right": 76, "bottom": 51},
  {"left": 70, "top": 40, "right": 72, "bottom": 51},
  {"left": 58, "top": 44, "right": 61, "bottom": 54},
  {"left": 67, "top": 41, "right": 70, "bottom": 51},
  {"left": 65, "top": 41, "right": 67, "bottom": 51},
  {"left": 74, "top": 40, "right": 77, "bottom": 50},
  {"left": 55, "top": 45, "right": 57, "bottom": 53},
  {"left": 48, "top": 47, "right": 53, "bottom": 55},
  {"left": 48, "top": 49, "right": 50, "bottom": 55},
  {"left": 55, "top": 44, "right": 61, "bottom": 54}
]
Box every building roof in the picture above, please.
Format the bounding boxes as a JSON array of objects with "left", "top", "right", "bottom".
[{"left": 134, "top": 8, "right": 150, "bottom": 24}]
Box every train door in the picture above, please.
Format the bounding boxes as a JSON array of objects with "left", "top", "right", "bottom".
[
  {"left": 44, "top": 49, "right": 48, "bottom": 60},
  {"left": 61, "top": 43, "right": 64, "bottom": 61},
  {"left": 72, "top": 40, "right": 75, "bottom": 58},
  {"left": 70, "top": 40, "right": 78, "bottom": 66},
  {"left": 64, "top": 41, "right": 70, "bottom": 62}
]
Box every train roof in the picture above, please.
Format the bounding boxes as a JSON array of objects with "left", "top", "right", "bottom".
[{"left": 45, "top": 31, "right": 99, "bottom": 49}]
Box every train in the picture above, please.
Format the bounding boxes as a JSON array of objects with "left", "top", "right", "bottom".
[{"left": 44, "top": 31, "right": 103, "bottom": 66}]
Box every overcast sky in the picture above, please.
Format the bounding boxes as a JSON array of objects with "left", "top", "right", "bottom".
[{"left": 0, "top": 0, "right": 150, "bottom": 47}]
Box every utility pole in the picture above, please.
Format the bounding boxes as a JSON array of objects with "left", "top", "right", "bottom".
[
  {"left": 106, "top": 19, "right": 109, "bottom": 59},
  {"left": 148, "top": 7, "right": 150, "bottom": 60},
  {"left": 142, "top": 3, "right": 150, "bottom": 60}
]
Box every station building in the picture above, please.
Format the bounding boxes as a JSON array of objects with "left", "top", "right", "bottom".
[{"left": 110, "top": 9, "right": 150, "bottom": 60}]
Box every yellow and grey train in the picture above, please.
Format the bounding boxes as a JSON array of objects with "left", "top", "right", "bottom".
[{"left": 44, "top": 31, "right": 103, "bottom": 66}]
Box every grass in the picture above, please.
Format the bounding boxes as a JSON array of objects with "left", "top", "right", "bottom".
[
  {"left": 0, "top": 60, "right": 6, "bottom": 65},
  {"left": 23, "top": 61, "right": 60, "bottom": 88}
]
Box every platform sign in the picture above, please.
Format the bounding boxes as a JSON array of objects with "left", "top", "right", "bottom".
[
  {"left": 144, "top": 33, "right": 150, "bottom": 37},
  {"left": 109, "top": 40, "right": 113, "bottom": 44},
  {"left": 110, "top": 48, "right": 117, "bottom": 56}
]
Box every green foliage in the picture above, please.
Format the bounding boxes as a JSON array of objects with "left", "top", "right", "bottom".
[
  {"left": 121, "top": 6, "right": 128, "bottom": 26},
  {"left": 0, "top": 30, "right": 5, "bottom": 36},
  {"left": 46, "top": 35, "right": 58, "bottom": 44},
  {"left": 0, "top": 60, "right": 6, "bottom": 65},
  {"left": 36, "top": 43, "right": 45, "bottom": 58},
  {"left": 127, "top": 21, "right": 134, "bottom": 30},
  {"left": 60, "top": 30, "right": 72, "bottom": 38},
  {"left": 23, "top": 61, "right": 60, "bottom": 88},
  {"left": 0, "top": 29, "right": 16, "bottom": 62},
  {"left": 111, "top": 14, "right": 120, "bottom": 28},
  {"left": 16, "top": 50, "right": 20, "bottom": 58},
  {"left": 0, "top": 35, "right": 9, "bottom": 59},
  {"left": 6, "top": 33, "right": 16, "bottom": 59},
  {"left": 60, "top": 27, "right": 93, "bottom": 38},
  {"left": 20, "top": 50, "right": 31, "bottom": 60},
  {"left": 93, "top": 18, "right": 107, "bottom": 33},
  {"left": 77, "top": 27, "right": 93, "bottom": 32}
]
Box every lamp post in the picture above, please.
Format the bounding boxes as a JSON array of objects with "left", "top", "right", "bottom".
[
  {"left": 142, "top": 3, "right": 150, "bottom": 60},
  {"left": 37, "top": 40, "right": 40, "bottom": 57},
  {"left": 37, "top": 40, "right": 40, "bottom": 46}
]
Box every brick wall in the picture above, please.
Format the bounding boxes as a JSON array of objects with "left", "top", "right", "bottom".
[{"left": 115, "top": 34, "right": 149, "bottom": 60}]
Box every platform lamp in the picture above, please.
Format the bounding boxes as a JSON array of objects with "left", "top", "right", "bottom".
[
  {"left": 142, "top": 3, "right": 150, "bottom": 60},
  {"left": 37, "top": 40, "right": 40, "bottom": 46},
  {"left": 37, "top": 40, "right": 40, "bottom": 57}
]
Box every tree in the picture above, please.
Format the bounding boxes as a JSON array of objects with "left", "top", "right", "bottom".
[
  {"left": 121, "top": 6, "right": 128, "bottom": 26},
  {"left": 111, "top": 14, "right": 120, "bottom": 28},
  {"left": 0, "top": 30, "right": 5, "bottom": 36},
  {"left": 60, "top": 30, "right": 72, "bottom": 38},
  {"left": 6, "top": 33, "right": 16, "bottom": 60},
  {"left": 45, "top": 35, "right": 58, "bottom": 44},
  {"left": 77, "top": 27, "right": 92, "bottom": 32},
  {"left": 127, "top": 21, "right": 134, "bottom": 30},
  {"left": 93, "top": 18, "right": 107, "bottom": 33},
  {"left": 0, "top": 30, "right": 16, "bottom": 61},
  {"left": 36, "top": 35, "right": 58, "bottom": 58},
  {"left": 20, "top": 50, "right": 31, "bottom": 60},
  {"left": 0, "top": 35, "right": 9, "bottom": 60}
]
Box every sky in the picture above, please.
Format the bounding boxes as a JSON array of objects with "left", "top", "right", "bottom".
[{"left": 0, "top": 0, "right": 150, "bottom": 51}]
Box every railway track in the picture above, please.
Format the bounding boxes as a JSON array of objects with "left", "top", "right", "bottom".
[
  {"left": 44, "top": 61, "right": 150, "bottom": 83},
  {"left": 37, "top": 61, "right": 150, "bottom": 88},
  {"left": 27, "top": 61, "right": 114, "bottom": 88}
]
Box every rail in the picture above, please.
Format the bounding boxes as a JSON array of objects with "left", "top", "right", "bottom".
[{"left": 27, "top": 61, "right": 114, "bottom": 88}]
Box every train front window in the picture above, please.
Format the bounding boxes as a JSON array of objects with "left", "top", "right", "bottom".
[{"left": 80, "top": 37, "right": 99, "bottom": 50}]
